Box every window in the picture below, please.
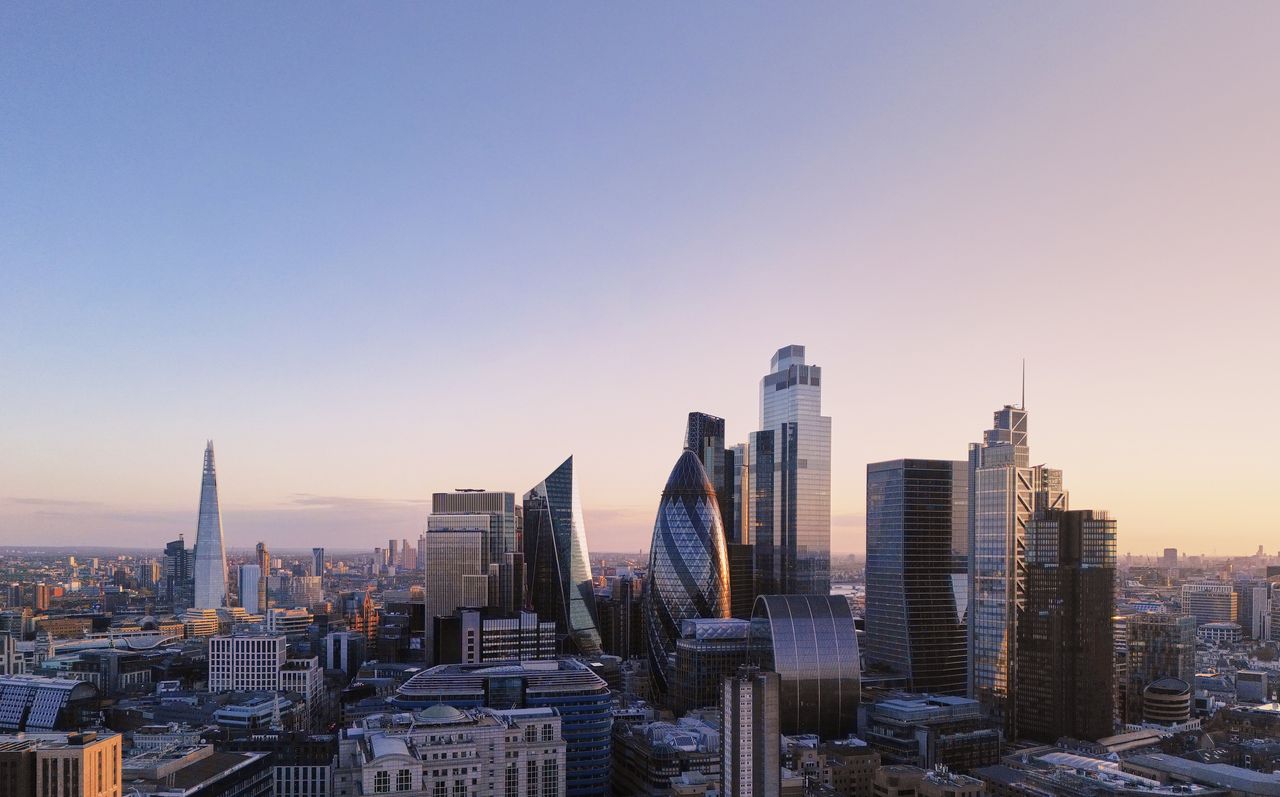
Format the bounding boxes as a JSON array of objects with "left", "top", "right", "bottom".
[
  {"left": 374, "top": 770, "right": 391, "bottom": 793},
  {"left": 505, "top": 763, "right": 518, "bottom": 797},
  {"left": 527, "top": 760, "right": 539, "bottom": 797},
  {"left": 397, "top": 769, "right": 413, "bottom": 791},
  {"left": 542, "top": 760, "right": 557, "bottom": 794}
]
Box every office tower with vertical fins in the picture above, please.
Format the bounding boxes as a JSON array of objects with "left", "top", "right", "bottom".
[
  {"left": 645, "top": 449, "right": 732, "bottom": 697},
  {"left": 255, "top": 542, "right": 270, "bottom": 614},
  {"left": 192, "top": 441, "right": 228, "bottom": 610},
  {"left": 967, "top": 403, "right": 1067, "bottom": 735},
  {"left": 523, "top": 456, "right": 602, "bottom": 656},
  {"left": 752, "top": 345, "right": 832, "bottom": 596}
]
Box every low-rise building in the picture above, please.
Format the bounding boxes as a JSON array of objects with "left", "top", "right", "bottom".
[
  {"left": 0, "top": 730, "right": 122, "bottom": 797},
  {"left": 612, "top": 716, "right": 720, "bottom": 795},
  {"left": 859, "top": 693, "right": 1001, "bottom": 773}
]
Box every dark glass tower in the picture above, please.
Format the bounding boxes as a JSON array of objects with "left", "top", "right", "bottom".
[
  {"left": 865, "top": 459, "right": 969, "bottom": 695},
  {"left": 523, "top": 456, "right": 603, "bottom": 656},
  {"left": 685, "top": 412, "right": 735, "bottom": 537},
  {"left": 645, "top": 449, "right": 732, "bottom": 697},
  {"left": 1015, "top": 508, "right": 1117, "bottom": 742}
]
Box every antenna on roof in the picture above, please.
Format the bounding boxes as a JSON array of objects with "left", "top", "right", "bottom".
[{"left": 1021, "top": 358, "right": 1026, "bottom": 410}]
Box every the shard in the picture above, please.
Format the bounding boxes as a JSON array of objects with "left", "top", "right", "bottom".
[
  {"left": 523, "top": 456, "right": 602, "bottom": 656},
  {"left": 645, "top": 449, "right": 731, "bottom": 696},
  {"left": 192, "top": 440, "right": 228, "bottom": 609}
]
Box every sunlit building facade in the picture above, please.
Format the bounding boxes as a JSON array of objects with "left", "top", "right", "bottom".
[
  {"left": 751, "top": 345, "right": 832, "bottom": 596},
  {"left": 967, "top": 405, "right": 1066, "bottom": 734},
  {"left": 192, "top": 441, "right": 228, "bottom": 610},
  {"left": 645, "top": 449, "right": 732, "bottom": 697},
  {"left": 523, "top": 457, "right": 602, "bottom": 656}
]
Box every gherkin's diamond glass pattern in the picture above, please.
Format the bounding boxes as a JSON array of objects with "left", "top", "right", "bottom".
[{"left": 646, "top": 450, "right": 731, "bottom": 696}]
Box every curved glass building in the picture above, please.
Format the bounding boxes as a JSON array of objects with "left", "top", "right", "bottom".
[
  {"left": 391, "top": 659, "right": 612, "bottom": 797},
  {"left": 645, "top": 449, "right": 731, "bottom": 697},
  {"left": 523, "top": 456, "right": 603, "bottom": 656},
  {"left": 749, "top": 594, "right": 860, "bottom": 739}
]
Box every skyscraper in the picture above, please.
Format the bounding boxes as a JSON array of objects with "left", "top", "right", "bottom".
[
  {"left": 685, "top": 412, "right": 735, "bottom": 535},
  {"left": 645, "top": 449, "right": 732, "bottom": 697},
  {"left": 430, "top": 490, "right": 521, "bottom": 610},
  {"left": 523, "top": 456, "right": 602, "bottom": 656},
  {"left": 192, "top": 441, "right": 228, "bottom": 610},
  {"left": 1015, "top": 508, "right": 1117, "bottom": 743},
  {"left": 311, "top": 548, "right": 325, "bottom": 579},
  {"left": 721, "top": 665, "right": 781, "bottom": 797},
  {"left": 163, "top": 535, "right": 192, "bottom": 610},
  {"left": 865, "top": 459, "right": 969, "bottom": 695},
  {"left": 422, "top": 526, "right": 485, "bottom": 663},
  {"left": 751, "top": 345, "right": 832, "bottom": 596},
  {"left": 967, "top": 404, "right": 1066, "bottom": 732},
  {"left": 255, "top": 542, "right": 270, "bottom": 614}
]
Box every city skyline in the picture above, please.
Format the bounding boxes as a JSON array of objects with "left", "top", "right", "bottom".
[{"left": 3, "top": 5, "right": 1278, "bottom": 555}]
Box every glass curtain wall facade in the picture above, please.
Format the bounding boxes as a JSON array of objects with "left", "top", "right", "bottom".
[
  {"left": 1015, "top": 509, "right": 1117, "bottom": 743},
  {"left": 754, "top": 345, "right": 832, "bottom": 596},
  {"left": 749, "top": 594, "right": 860, "bottom": 739},
  {"left": 967, "top": 405, "right": 1066, "bottom": 734},
  {"left": 1124, "top": 613, "right": 1196, "bottom": 724},
  {"left": 192, "top": 440, "right": 228, "bottom": 610},
  {"left": 866, "top": 459, "right": 969, "bottom": 695},
  {"left": 523, "top": 457, "right": 603, "bottom": 656},
  {"left": 431, "top": 490, "right": 519, "bottom": 574},
  {"left": 645, "top": 450, "right": 732, "bottom": 697}
]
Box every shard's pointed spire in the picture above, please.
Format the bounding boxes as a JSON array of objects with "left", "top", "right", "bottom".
[{"left": 192, "top": 440, "right": 227, "bottom": 609}]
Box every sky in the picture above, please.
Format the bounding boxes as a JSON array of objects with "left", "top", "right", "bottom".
[{"left": 2, "top": 3, "right": 1278, "bottom": 557}]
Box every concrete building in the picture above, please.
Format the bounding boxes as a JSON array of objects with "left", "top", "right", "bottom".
[
  {"left": 0, "top": 730, "right": 122, "bottom": 797},
  {"left": 722, "top": 665, "right": 780, "bottom": 797},
  {"left": 858, "top": 693, "right": 1001, "bottom": 772},
  {"left": 1181, "top": 584, "right": 1238, "bottom": 627}
]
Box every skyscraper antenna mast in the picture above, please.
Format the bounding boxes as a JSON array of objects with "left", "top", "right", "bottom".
[{"left": 1021, "top": 359, "right": 1026, "bottom": 410}]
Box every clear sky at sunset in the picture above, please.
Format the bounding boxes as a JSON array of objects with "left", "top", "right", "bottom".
[{"left": 3, "top": 3, "right": 1277, "bottom": 555}]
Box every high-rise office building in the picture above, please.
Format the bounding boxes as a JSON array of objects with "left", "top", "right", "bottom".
[
  {"left": 671, "top": 618, "right": 752, "bottom": 716},
  {"left": 645, "top": 449, "right": 732, "bottom": 697},
  {"left": 421, "top": 526, "right": 485, "bottom": 663},
  {"left": 1125, "top": 613, "right": 1196, "bottom": 724},
  {"left": 208, "top": 634, "right": 288, "bottom": 693},
  {"left": 431, "top": 490, "right": 521, "bottom": 611},
  {"left": 192, "top": 441, "right": 228, "bottom": 609},
  {"left": 686, "top": 412, "right": 735, "bottom": 537},
  {"left": 967, "top": 403, "right": 1067, "bottom": 732},
  {"left": 749, "top": 594, "right": 860, "bottom": 739},
  {"left": 749, "top": 345, "right": 832, "bottom": 596},
  {"left": 163, "top": 536, "right": 192, "bottom": 610},
  {"left": 523, "top": 457, "right": 602, "bottom": 656},
  {"left": 311, "top": 548, "right": 325, "bottom": 579},
  {"left": 1015, "top": 508, "right": 1116, "bottom": 743},
  {"left": 386, "top": 539, "right": 398, "bottom": 569},
  {"left": 1180, "top": 583, "right": 1238, "bottom": 626},
  {"left": 866, "top": 459, "right": 969, "bottom": 695},
  {"left": 255, "top": 542, "right": 270, "bottom": 614},
  {"left": 237, "top": 564, "right": 262, "bottom": 614},
  {"left": 721, "top": 665, "right": 780, "bottom": 797}
]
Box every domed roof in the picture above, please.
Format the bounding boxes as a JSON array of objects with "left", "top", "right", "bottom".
[
  {"left": 417, "top": 704, "right": 467, "bottom": 723},
  {"left": 1146, "top": 677, "right": 1191, "bottom": 695},
  {"left": 662, "top": 449, "right": 717, "bottom": 498}
]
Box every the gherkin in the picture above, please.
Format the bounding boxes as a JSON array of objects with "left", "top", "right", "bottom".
[{"left": 645, "top": 449, "right": 731, "bottom": 696}]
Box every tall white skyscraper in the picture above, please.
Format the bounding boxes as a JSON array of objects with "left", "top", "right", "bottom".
[
  {"left": 749, "top": 345, "right": 832, "bottom": 595},
  {"left": 192, "top": 441, "right": 228, "bottom": 609}
]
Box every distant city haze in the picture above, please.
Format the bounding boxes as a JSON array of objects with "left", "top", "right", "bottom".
[{"left": 2, "top": 5, "right": 1277, "bottom": 555}]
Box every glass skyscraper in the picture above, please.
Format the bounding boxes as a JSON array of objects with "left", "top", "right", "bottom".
[
  {"left": 1016, "top": 508, "right": 1117, "bottom": 742},
  {"left": 645, "top": 449, "right": 732, "bottom": 697},
  {"left": 866, "top": 458, "right": 969, "bottom": 695},
  {"left": 752, "top": 345, "right": 831, "bottom": 596},
  {"left": 967, "top": 405, "right": 1066, "bottom": 732},
  {"left": 523, "top": 456, "right": 603, "bottom": 656},
  {"left": 192, "top": 441, "right": 228, "bottom": 610}
]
